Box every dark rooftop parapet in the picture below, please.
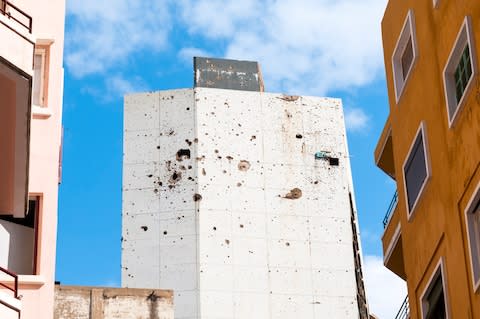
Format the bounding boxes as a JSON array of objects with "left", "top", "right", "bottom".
[{"left": 194, "top": 57, "right": 264, "bottom": 92}]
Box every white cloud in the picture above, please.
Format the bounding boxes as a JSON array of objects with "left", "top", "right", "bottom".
[
  {"left": 363, "top": 255, "right": 408, "bottom": 319},
  {"left": 345, "top": 107, "right": 370, "bottom": 132},
  {"left": 65, "top": 0, "right": 171, "bottom": 77},
  {"left": 107, "top": 75, "right": 149, "bottom": 97},
  {"left": 177, "top": 0, "right": 387, "bottom": 95},
  {"left": 178, "top": 47, "right": 211, "bottom": 64}
]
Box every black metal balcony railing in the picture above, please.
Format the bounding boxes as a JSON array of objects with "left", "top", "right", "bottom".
[
  {"left": 383, "top": 190, "right": 399, "bottom": 228},
  {"left": 0, "top": 265, "right": 21, "bottom": 318},
  {"left": 0, "top": 0, "right": 33, "bottom": 33},
  {"left": 394, "top": 296, "right": 410, "bottom": 319}
]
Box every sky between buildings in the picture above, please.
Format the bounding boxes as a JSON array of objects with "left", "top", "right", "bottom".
[{"left": 56, "top": 0, "right": 406, "bottom": 317}]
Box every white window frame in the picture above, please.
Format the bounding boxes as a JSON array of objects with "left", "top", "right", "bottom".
[
  {"left": 33, "top": 47, "right": 47, "bottom": 107},
  {"left": 402, "top": 121, "right": 431, "bottom": 220},
  {"left": 465, "top": 181, "right": 480, "bottom": 292},
  {"left": 420, "top": 257, "right": 450, "bottom": 319},
  {"left": 392, "top": 10, "right": 418, "bottom": 103},
  {"left": 443, "top": 16, "right": 477, "bottom": 127}
]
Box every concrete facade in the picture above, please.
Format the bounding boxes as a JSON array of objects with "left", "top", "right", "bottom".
[
  {"left": 0, "top": 0, "right": 65, "bottom": 318},
  {"left": 54, "top": 285, "right": 174, "bottom": 319},
  {"left": 123, "top": 85, "right": 367, "bottom": 319}
]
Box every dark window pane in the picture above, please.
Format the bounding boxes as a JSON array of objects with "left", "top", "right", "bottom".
[
  {"left": 404, "top": 132, "right": 427, "bottom": 211},
  {"left": 401, "top": 37, "right": 414, "bottom": 80},
  {"left": 454, "top": 44, "right": 473, "bottom": 105},
  {"left": 425, "top": 275, "right": 446, "bottom": 319}
]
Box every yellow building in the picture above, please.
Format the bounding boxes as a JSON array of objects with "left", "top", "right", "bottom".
[{"left": 375, "top": 0, "right": 480, "bottom": 318}]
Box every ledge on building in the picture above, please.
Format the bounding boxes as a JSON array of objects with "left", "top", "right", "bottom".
[{"left": 374, "top": 115, "right": 395, "bottom": 180}]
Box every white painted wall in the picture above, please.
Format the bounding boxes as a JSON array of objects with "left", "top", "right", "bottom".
[
  {"left": 0, "top": 219, "right": 34, "bottom": 274},
  {"left": 123, "top": 88, "right": 361, "bottom": 319}
]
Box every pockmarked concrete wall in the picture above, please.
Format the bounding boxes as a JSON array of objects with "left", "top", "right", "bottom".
[
  {"left": 122, "top": 88, "right": 365, "bottom": 319},
  {"left": 54, "top": 285, "right": 174, "bottom": 319}
]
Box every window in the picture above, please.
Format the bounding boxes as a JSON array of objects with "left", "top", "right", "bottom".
[
  {"left": 443, "top": 16, "right": 477, "bottom": 126},
  {"left": 465, "top": 182, "right": 480, "bottom": 291},
  {"left": 403, "top": 122, "right": 430, "bottom": 217},
  {"left": 32, "top": 46, "right": 49, "bottom": 107},
  {"left": 421, "top": 259, "right": 449, "bottom": 319},
  {"left": 392, "top": 10, "right": 418, "bottom": 103}
]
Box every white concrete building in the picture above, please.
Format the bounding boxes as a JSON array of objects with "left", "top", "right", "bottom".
[{"left": 122, "top": 58, "right": 368, "bottom": 319}]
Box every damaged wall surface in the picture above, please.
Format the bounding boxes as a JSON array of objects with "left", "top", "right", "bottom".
[
  {"left": 54, "top": 285, "right": 173, "bottom": 319},
  {"left": 122, "top": 88, "right": 367, "bottom": 319}
]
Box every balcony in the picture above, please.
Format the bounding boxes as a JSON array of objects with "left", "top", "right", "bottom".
[
  {"left": 375, "top": 120, "right": 395, "bottom": 180},
  {"left": 394, "top": 296, "right": 410, "bottom": 319},
  {"left": 0, "top": 0, "right": 34, "bottom": 75},
  {"left": 382, "top": 191, "right": 406, "bottom": 280},
  {"left": 383, "top": 190, "right": 399, "bottom": 228}
]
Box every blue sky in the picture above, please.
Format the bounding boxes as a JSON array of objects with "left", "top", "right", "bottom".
[{"left": 56, "top": 0, "right": 406, "bottom": 317}]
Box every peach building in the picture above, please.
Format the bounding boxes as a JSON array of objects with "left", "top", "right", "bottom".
[
  {"left": 0, "top": 0, "right": 65, "bottom": 318},
  {"left": 376, "top": 0, "right": 480, "bottom": 318}
]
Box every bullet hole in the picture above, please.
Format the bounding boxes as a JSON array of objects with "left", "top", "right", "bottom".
[
  {"left": 147, "top": 174, "right": 153, "bottom": 178},
  {"left": 176, "top": 149, "right": 191, "bottom": 161},
  {"left": 214, "top": 149, "right": 219, "bottom": 154},
  {"left": 170, "top": 95, "right": 174, "bottom": 99},
  {"left": 186, "top": 107, "right": 190, "bottom": 111},
  {"left": 168, "top": 185, "right": 175, "bottom": 189},
  {"left": 238, "top": 123, "right": 242, "bottom": 127},
  {"left": 285, "top": 242, "right": 290, "bottom": 246},
  {"left": 213, "top": 226, "right": 217, "bottom": 231},
  {"left": 154, "top": 189, "right": 159, "bottom": 194},
  {"left": 329, "top": 157, "right": 340, "bottom": 166},
  {"left": 226, "top": 156, "right": 233, "bottom": 161},
  {"left": 225, "top": 239, "right": 230, "bottom": 245},
  {"left": 239, "top": 224, "right": 244, "bottom": 228},
  {"left": 159, "top": 181, "right": 163, "bottom": 186},
  {"left": 238, "top": 160, "right": 251, "bottom": 171},
  {"left": 180, "top": 165, "right": 186, "bottom": 170},
  {"left": 250, "top": 135, "right": 256, "bottom": 141},
  {"left": 296, "top": 134, "right": 303, "bottom": 139},
  {"left": 141, "top": 226, "right": 148, "bottom": 231},
  {"left": 163, "top": 231, "right": 168, "bottom": 235},
  {"left": 185, "top": 139, "right": 192, "bottom": 146},
  {"left": 169, "top": 171, "right": 182, "bottom": 183},
  {"left": 283, "top": 188, "right": 302, "bottom": 200},
  {"left": 188, "top": 165, "right": 192, "bottom": 169},
  {"left": 237, "top": 182, "right": 242, "bottom": 187},
  {"left": 177, "top": 217, "right": 181, "bottom": 220},
  {"left": 217, "top": 156, "right": 222, "bottom": 160},
  {"left": 223, "top": 170, "right": 227, "bottom": 174},
  {"left": 202, "top": 168, "right": 206, "bottom": 176},
  {"left": 193, "top": 193, "right": 202, "bottom": 202},
  {"left": 188, "top": 177, "right": 194, "bottom": 181},
  {"left": 157, "top": 146, "right": 160, "bottom": 149},
  {"left": 168, "top": 130, "right": 175, "bottom": 136},
  {"left": 249, "top": 250, "right": 254, "bottom": 254},
  {"left": 314, "top": 181, "right": 319, "bottom": 185}
]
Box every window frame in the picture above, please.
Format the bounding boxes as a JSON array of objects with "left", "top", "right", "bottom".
[
  {"left": 420, "top": 257, "right": 450, "bottom": 319},
  {"left": 464, "top": 181, "right": 480, "bottom": 292},
  {"left": 392, "top": 9, "right": 418, "bottom": 103},
  {"left": 33, "top": 46, "right": 48, "bottom": 107},
  {"left": 402, "top": 121, "right": 431, "bottom": 220},
  {"left": 442, "top": 16, "right": 477, "bottom": 128}
]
